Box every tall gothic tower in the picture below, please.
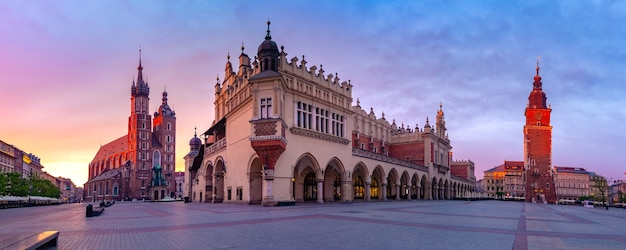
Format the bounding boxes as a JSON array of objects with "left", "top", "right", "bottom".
[
  {"left": 523, "top": 61, "right": 556, "bottom": 204},
  {"left": 153, "top": 87, "right": 176, "bottom": 194},
  {"left": 129, "top": 49, "right": 153, "bottom": 197}
]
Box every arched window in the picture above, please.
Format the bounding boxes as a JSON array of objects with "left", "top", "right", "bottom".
[
  {"left": 370, "top": 178, "right": 379, "bottom": 199},
  {"left": 153, "top": 151, "right": 161, "bottom": 169},
  {"left": 354, "top": 176, "right": 364, "bottom": 199},
  {"left": 304, "top": 172, "right": 317, "bottom": 201}
]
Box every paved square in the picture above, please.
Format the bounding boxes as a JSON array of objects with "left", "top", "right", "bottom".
[{"left": 1, "top": 200, "right": 626, "bottom": 249}]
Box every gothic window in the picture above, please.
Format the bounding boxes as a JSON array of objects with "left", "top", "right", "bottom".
[
  {"left": 303, "top": 172, "right": 317, "bottom": 201},
  {"left": 167, "top": 123, "right": 171, "bottom": 131},
  {"left": 371, "top": 178, "right": 379, "bottom": 199},
  {"left": 153, "top": 151, "right": 161, "bottom": 168},
  {"left": 260, "top": 98, "right": 272, "bottom": 119},
  {"left": 113, "top": 185, "right": 118, "bottom": 196},
  {"left": 142, "top": 122, "right": 146, "bottom": 129},
  {"left": 354, "top": 176, "right": 364, "bottom": 199}
]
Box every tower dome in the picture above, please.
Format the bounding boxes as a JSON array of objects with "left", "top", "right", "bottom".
[
  {"left": 189, "top": 128, "right": 201, "bottom": 151},
  {"left": 257, "top": 20, "right": 279, "bottom": 72}
]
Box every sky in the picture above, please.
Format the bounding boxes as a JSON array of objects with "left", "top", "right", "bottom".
[{"left": 1, "top": 0, "right": 625, "bottom": 187}]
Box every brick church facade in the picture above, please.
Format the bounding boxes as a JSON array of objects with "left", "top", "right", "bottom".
[{"left": 84, "top": 52, "right": 176, "bottom": 201}]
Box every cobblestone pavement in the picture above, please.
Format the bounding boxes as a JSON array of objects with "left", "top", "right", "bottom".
[{"left": 1, "top": 200, "right": 626, "bottom": 250}]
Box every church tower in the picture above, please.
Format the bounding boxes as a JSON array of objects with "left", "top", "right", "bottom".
[
  {"left": 153, "top": 87, "right": 176, "bottom": 195},
  {"left": 128, "top": 49, "right": 153, "bottom": 198},
  {"left": 523, "top": 60, "right": 556, "bottom": 204}
]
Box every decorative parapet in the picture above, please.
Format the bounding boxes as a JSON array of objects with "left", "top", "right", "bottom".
[
  {"left": 281, "top": 55, "right": 353, "bottom": 97},
  {"left": 290, "top": 127, "right": 350, "bottom": 145},
  {"left": 352, "top": 148, "right": 428, "bottom": 172},
  {"left": 204, "top": 138, "right": 226, "bottom": 157}
]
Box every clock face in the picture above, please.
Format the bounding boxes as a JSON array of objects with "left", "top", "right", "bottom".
[{"left": 534, "top": 112, "right": 543, "bottom": 120}]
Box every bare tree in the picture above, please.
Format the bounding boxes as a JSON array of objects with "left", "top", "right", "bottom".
[{"left": 592, "top": 175, "right": 608, "bottom": 210}]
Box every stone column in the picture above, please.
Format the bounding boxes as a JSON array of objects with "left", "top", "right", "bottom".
[
  {"left": 382, "top": 183, "right": 387, "bottom": 201},
  {"left": 395, "top": 184, "right": 400, "bottom": 200},
  {"left": 341, "top": 180, "right": 351, "bottom": 202},
  {"left": 365, "top": 182, "right": 371, "bottom": 201},
  {"left": 316, "top": 180, "right": 324, "bottom": 204},
  {"left": 416, "top": 186, "right": 421, "bottom": 200},
  {"left": 262, "top": 169, "right": 275, "bottom": 206}
]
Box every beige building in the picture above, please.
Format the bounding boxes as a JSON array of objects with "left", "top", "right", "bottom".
[
  {"left": 184, "top": 22, "right": 476, "bottom": 205},
  {"left": 483, "top": 161, "right": 524, "bottom": 199},
  {"left": 554, "top": 166, "right": 589, "bottom": 202}
]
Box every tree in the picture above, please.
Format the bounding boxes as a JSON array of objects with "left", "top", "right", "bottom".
[
  {"left": 592, "top": 175, "right": 608, "bottom": 209},
  {"left": 0, "top": 173, "right": 60, "bottom": 198}
]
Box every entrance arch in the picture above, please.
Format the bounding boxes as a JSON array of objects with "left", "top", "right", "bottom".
[
  {"left": 214, "top": 160, "right": 225, "bottom": 203},
  {"left": 371, "top": 166, "right": 385, "bottom": 200},
  {"left": 249, "top": 157, "right": 263, "bottom": 205},
  {"left": 411, "top": 174, "right": 419, "bottom": 200},
  {"left": 323, "top": 158, "right": 345, "bottom": 202},
  {"left": 432, "top": 177, "right": 438, "bottom": 200},
  {"left": 352, "top": 163, "right": 368, "bottom": 200},
  {"left": 400, "top": 171, "right": 410, "bottom": 200},
  {"left": 203, "top": 162, "right": 214, "bottom": 203},
  {"left": 387, "top": 168, "right": 399, "bottom": 200},
  {"left": 293, "top": 154, "right": 321, "bottom": 203}
]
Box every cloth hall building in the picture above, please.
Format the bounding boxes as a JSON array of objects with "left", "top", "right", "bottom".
[{"left": 185, "top": 22, "right": 476, "bottom": 206}]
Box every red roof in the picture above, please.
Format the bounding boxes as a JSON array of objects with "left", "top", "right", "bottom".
[{"left": 90, "top": 135, "right": 127, "bottom": 164}]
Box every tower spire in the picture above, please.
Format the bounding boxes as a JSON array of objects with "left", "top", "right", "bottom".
[
  {"left": 536, "top": 55, "right": 540, "bottom": 76},
  {"left": 265, "top": 19, "right": 272, "bottom": 40},
  {"left": 137, "top": 47, "right": 144, "bottom": 84}
]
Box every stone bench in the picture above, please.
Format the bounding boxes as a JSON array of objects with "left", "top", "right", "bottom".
[{"left": 10, "top": 231, "right": 59, "bottom": 250}]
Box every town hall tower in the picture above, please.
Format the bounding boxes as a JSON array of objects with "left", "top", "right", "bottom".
[{"left": 523, "top": 60, "right": 556, "bottom": 204}]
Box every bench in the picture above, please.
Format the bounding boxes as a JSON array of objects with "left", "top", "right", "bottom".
[
  {"left": 86, "top": 204, "right": 104, "bottom": 217},
  {"left": 10, "top": 231, "right": 59, "bottom": 250},
  {"left": 277, "top": 201, "right": 296, "bottom": 206}
]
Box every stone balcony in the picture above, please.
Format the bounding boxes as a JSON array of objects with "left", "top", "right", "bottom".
[{"left": 249, "top": 118, "right": 288, "bottom": 145}]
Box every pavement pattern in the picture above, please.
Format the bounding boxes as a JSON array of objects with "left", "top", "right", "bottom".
[{"left": 1, "top": 200, "right": 625, "bottom": 250}]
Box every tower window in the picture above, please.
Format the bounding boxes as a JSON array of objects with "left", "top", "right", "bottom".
[
  {"left": 167, "top": 123, "right": 171, "bottom": 131},
  {"left": 260, "top": 98, "right": 272, "bottom": 118}
]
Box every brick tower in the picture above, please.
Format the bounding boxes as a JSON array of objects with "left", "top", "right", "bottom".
[
  {"left": 523, "top": 60, "right": 556, "bottom": 204},
  {"left": 128, "top": 49, "right": 153, "bottom": 199},
  {"left": 152, "top": 87, "right": 176, "bottom": 197}
]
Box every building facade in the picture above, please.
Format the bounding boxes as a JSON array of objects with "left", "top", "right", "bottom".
[
  {"left": 554, "top": 166, "right": 589, "bottom": 202},
  {"left": 610, "top": 180, "right": 626, "bottom": 205},
  {"left": 84, "top": 52, "right": 176, "bottom": 202},
  {"left": 523, "top": 62, "right": 557, "bottom": 204},
  {"left": 185, "top": 22, "right": 476, "bottom": 206}
]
